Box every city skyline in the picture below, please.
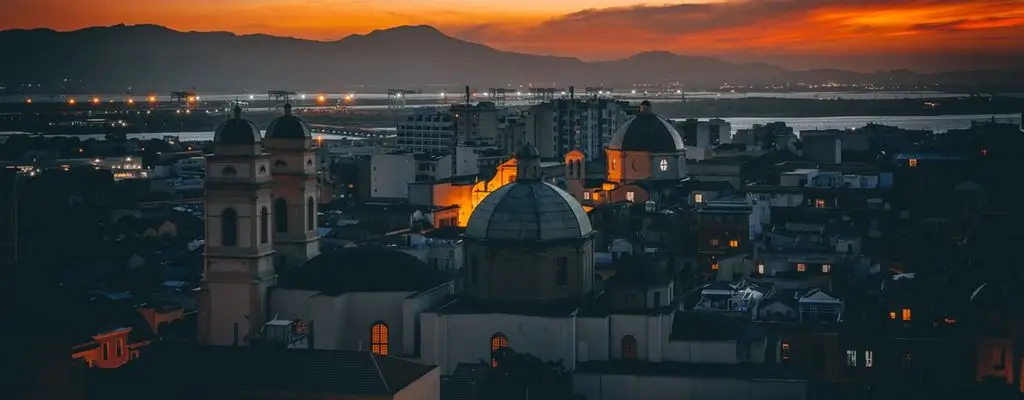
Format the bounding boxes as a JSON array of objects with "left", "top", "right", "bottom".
[{"left": 3, "top": 0, "right": 1023, "bottom": 67}]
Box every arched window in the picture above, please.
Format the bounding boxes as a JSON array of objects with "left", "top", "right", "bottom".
[
  {"left": 659, "top": 159, "right": 669, "bottom": 172},
  {"left": 258, "top": 166, "right": 267, "bottom": 175},
  {"left": 490, "top": 333, "right": 510, "bottom": 367},
  {"left": 275, "top": 160, "right": 287, "bottom": 167},
  {"left": 307, "top": 197, "right": 315, "bottom": 231},
  {"left": 568, "top": 161, "right": 575, "bottom": 177},
  {"left": 575, "top": 160, "right": 582, "bottom": 177},
  {"left": 621, "top": 335, "right": 638, "bottom": 360},
  {"left": 274, "top": 199, "right": 288, "bottom": 233},
  {"left": 222, "top": 166, "right": 237, "bottom": 177},
  {"left": 221, "top": 208, "right": 238, "bottom": 246},
  {"left": 260, "top": 207, "right": 269, "bottom": 244},
  {"left": 370, "top": 322, "right": 389, "bottom": 356}
]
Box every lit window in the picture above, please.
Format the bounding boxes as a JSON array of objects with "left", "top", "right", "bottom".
[
  {"left": 491, "top": 333, "right": 510, "bottom": 367},
  {"left": 756, "top": 263, "right": 765, "bottom": 275},
  {"left": 694, "top": 193, "right": 704, "bottom": 204},
  {"left": 611, "top": 159, "right": 617, "bottom": 170},
  {"left": 902, "top": 308, "right": 912, "bottom": 321},
  {"left": 729, "top": 240, "right": 739, "bottom": 248},
  {"left": 583, "top": 192, "right": 591, "bottom": 200},
  {"left": 981, "top": 148, "right": 988, "bottom": 156},
  {"left": 908, "top": 158, "right": 918, "bottom": 167},
  {"left": 822, "top": 264, "right": 832, "bottom": 273},
  {"left": 845, "top": 350, "right": 857, "bottom": 367},
  {"left": 659, "top": 159, "right": 669, "bottom": 172},
  {"left": 815, "top": 199, "right": 826, "bottom": 208},
  {"left": 944, "top": 317, "right": 957, "bottom": 324},
  {"left": 710, "top": 239, "right": 720, "bottom": 247},
  {"left": 626, "top": 191, "right": 635, "bottom": 202},
  {"left": 865, "top": 350, "right": 873, "bottom": 368},
  {"left": 796, "top": 263, "right": 806, "bottom": 272},
  {"left": 370, "top": 322, "right": 389, "bottom": 356},
  {"left": 711, "top": 262, "right": 719, "bottom": 271},
  {"left": 593, "top": 192, "right": 601, "bottom": 201},
  {"left": 781, "top": 343, "right": 791, "bottom": 361},
  {"left": 889, "top": 311, "right": 896, "bottom": 320}
]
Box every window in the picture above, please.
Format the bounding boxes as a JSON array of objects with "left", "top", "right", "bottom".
[
  {"left": 693, "top": 193, "right": 704, "bottom": 204},
  {"left": 845, "top": 350, "right": 857, "bottom": 367},
  {"left": 796, "top": 263, "right": 806, "bottom": 272},
  {"left": 222, "top": 166, "right": 237, "bottom": 176},
  {"left": 659, "top": 159, "right": 669, "bottom": 171},
  {"left": 274, "top": 199, "right": 288, "bottom": 233},
  {"left": 258, "top": 166, "right": 266, "bottom": 175},
  {"left": 653, "top": 292, "right": 662, "bottom": 308},
  {"left": 908, "top": 158, "right": 918, "bottom": 167},
  {"left": 611, "top": 159, "right": 617, "bottom": 170},
  {"left": 583, "top": 192, "right": 591, "bottom": 200},
  {"left": 815, "top": 199, "right": 826, "bottom": 208},
  {"left": 995, "top": 348, "right": 1007, "bottom": 370},
  {"left": 491, "top": 333, "right": 510, "bottom": 367},
  {"left": 710, "top": 239, "right": 720, "bottom": 247},
  {"left": 307, "top": 197, "right": 315, "bottom": 231},
  {"left": 711, "top": 262, "right": 719, "bottom": 271},
  {"left": 822, "top": 264, "right": 832, "bottom": 273},
  {"left": 729, "top": 240, "right": 739, "bottom": 248},
  {"left": 555, "top": 257, "right": 568, "bottom": 287},
  {"left": 260, "top": 207, "right": 269, "bottom": 244},
  {"left": 757, "top": 263, "right": 765, "bottom": 275},
  {"left": 781, "top": 343, "right": 791, "bottom": 361},
  {"left": 901, "top": 353, "right": 913, "bottom": 369},
  {"left": 621, "top": 335, "right": 638, "bottom": 359},
  {"left": 102, "top": 342, "right": 109, "bottom": 360},
  {"left": 865, "top": 350, "right": 873, "bottom": 367},
  {"left": 370, "top": 322, "right": 389, "bottom": 356},
  {"left": 626, "top": 191, "right": 635, "bottom": 202},
  {"left": 889, "top": 311, "right": 896, "bottom": 320},
  {"left": 902, "top": 308, "right": 912, "bottom": 321},
  {"left": 221, "top": 208, "right": 238, "bottom": 246},
  {"left": 275, "top": 160, "right": 287, "bottom": 167},
  {"left": 116, "top": 339, "right": 124, "bottom": 358}
]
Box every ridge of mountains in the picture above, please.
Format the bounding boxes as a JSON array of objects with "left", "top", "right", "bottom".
[{"left": 0, "top": 24, "right": 1018, "bottom": 93}]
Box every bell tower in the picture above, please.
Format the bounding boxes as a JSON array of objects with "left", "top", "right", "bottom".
[
  {"left": 199, "top": 105, "right": 277, "bottom": 346},
  {"left": 264, "top": 103, "right": 321, "bottom": 268}
]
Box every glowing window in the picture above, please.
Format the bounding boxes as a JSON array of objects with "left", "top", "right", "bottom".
[
  {"left": 865, "top": 350, "right": 874, "bottom": 368},
  {"left": 845, "top": 350, "right": 857, "bottom": 367},
  {"left": 711, "top": 262, "right": 719, "bottom": 271},
  {"left": 781, "top": 343, "right": 791, "bottom": 361},
  {"left": 611, "top": 159, "right": 617, "bottom": 170},
  {"left": 729, "top": 240, "right": 739, "bottom": 248},
  {"left": 902, "top": 308, "right": 912, "bottom": 321},
  {"left": 710, "top": 239, "right": 720, "bottom": 247},
  {"left": 796, "top": 263, "right": 806, "bottom": 272},
  {"left": 815, "top": 199, "right": 826, "bottom": 208},
  {"left": 694, "top": 193, "right": 704, "bottom": 204},
  {"left": 583, "top": 192, "right": 591, "bottom": 200},
  {"left": 621, "top": 335, "right": 638, "bottom": 359},
  {"left": 490, "top": 333, "right": 510, "bottom": 367},
  {"left": 908, "top": 158, "right": 918, "bottom": 167},
  {"left": 822, "top": 264, "right": 832, "bottom": 273},
  {"left": 659, "top": 159, "right": 669, "bottom": 172},
  {"left": 370, "top": 322, "right": 389, "bottom": 356},
  {"left": 626, "top": 191, "right": 635, "bottom": 202},
  {"left": 889, "top": 311, "right": 896, "bottom": 320},
  {"left": 757, "top": 263, "right": 765, "bottom": 275}
]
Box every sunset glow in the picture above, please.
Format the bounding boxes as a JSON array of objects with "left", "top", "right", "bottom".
[{"left": 2, "top": 0, "right": 1022, "bottom": 60}]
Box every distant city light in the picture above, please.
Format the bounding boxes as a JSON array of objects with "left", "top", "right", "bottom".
[
  {"left": 127, "top": 98, "right": 135, "bottom": 105},
  {"left": 317, "top": 95, "right": 326, "bottom": 103},
  {"left": 92, "top": 97, "right": 100, "bottom": 104},
  {"left": 301, "top": 94, "right": 307, "bottom": 99},
  {"left": 68, "top": 98, "right": 77, "bottom": 105},
  {"left": 26, "top": 98, "right": 32, "bottom": 104},
  {"left": 148, "top": 96, "right": 157, "bottom": 102},
  {"left": 249, "top": 95, "right": 255, "bottom": 100}
]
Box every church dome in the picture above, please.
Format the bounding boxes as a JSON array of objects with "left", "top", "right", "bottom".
[
  {"left": 265, "top": 103, "right": 312, "bottom": 139},
  {"left": 608, "top": 101, "right": 684, "bottom": 152},
  {"left": 214, "top": 105, "right": 262, "bottom": 145},
  {"left": 465, "top": 181, "right": 592, "bottom": 242}
]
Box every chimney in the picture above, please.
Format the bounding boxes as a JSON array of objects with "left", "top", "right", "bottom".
[{"left": 464, "top": 85, "right": 471, "bottom": 105}]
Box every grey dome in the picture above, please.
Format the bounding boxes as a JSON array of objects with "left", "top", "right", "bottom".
[
  {"left": 608, "top": 103, "right": 684, "bottom": 152},
  {"left": 265, "top": 104, "right": 312, "bottom": 139},
  {"left": 465, "top": 181, "right": 592, "bottom": 242},
  {"left": 214, "top": 106, "right": 262, "bottom": 145}
]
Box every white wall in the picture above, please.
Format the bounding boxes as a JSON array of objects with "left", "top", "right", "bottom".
[{"left": 371, "top": 153, "right": 415, "bottom": 199}]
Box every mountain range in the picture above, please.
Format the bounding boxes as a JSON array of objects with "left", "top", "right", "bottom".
[{"left": 0, "top": 24, "right": 1019, "bottom": 93}]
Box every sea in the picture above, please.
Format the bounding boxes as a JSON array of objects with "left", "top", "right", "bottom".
[{"left": 1, "top": 113, "right": 1018, "bottom": 142}]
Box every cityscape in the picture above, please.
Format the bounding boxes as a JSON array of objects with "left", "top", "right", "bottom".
[{"left": 3, "top": 1, "right": 1024, "bottom": 399}]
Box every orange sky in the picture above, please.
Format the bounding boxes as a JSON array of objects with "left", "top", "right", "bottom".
[{"left": 2, "top": 0, "right": 1023, "bottom": 60}]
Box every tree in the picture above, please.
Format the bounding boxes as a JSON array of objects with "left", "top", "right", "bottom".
[{"left": 483, "top": 348, "right": 574, "bottom": 400}]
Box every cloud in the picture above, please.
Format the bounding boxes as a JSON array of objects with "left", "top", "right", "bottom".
[{"left": 450, "top": 0, "right": 1024, "bottom": 59}]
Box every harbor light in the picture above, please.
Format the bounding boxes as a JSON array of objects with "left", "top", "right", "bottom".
[
  {"left": 92, "top": 97, "right": 100, "bottom": 104},
  {"left": 127, "top": 98, "right": 135, "bottom": 105},
  {"left": 148, "top": 96, "right": 157, "bottom": 102},
  {"left": 68, "top": 98, "right": 77, "bottom": 105},
  {"left": 317, "top": 95, "right": 326, "bottom": 103}
]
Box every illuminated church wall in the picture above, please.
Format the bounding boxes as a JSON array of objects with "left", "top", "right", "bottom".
[{"left": 425, "top": 158, "right": 523, "bottom": 227}]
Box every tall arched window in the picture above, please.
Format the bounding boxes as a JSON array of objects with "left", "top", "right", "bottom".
[
  {"left": 260, "top": 207, "right": 269, "bottom": 244},
  {"left": 370, "top": 322, "right": 389, "bottom": 356},
  {"left": 222, "top": 166, "right": 237, "bottom": 177},
  {"left": 621, "top": 335, "right": 638, "bottom": 360},
  {"left": 307, "top": 197, "right": 315, "bottom": 231},
  {"left": 221, "top": 208, "right": 238, "bottom": 247},
  {"left": 274, "top": 199, "right": 288, "bottom": 233},
  {"left": 490, "top": 333, "right": 510, "bottom": 367}
]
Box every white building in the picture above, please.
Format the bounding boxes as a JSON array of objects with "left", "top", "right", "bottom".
[{"left": 369, "top": 148, "right": 479, "bottom": 200}]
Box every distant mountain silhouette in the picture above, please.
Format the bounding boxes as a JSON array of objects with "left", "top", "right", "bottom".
[{"left": 0, "top": 24, "right": 1018, "bottom": 93}]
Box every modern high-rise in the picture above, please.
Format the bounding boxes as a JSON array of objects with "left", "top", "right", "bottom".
[{"left": 518, "top": 98, "right": 628, "bottom": 160}]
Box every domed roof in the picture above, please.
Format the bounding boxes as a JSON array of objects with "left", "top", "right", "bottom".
[
  {"left": 465, "top": 181, "right": 593, "bottom": 242},
  {"left": 214, "top": 105, "right": 262, "bottom": 145},
  {"left": 608, "top": 101, "right": 684, "bottom": 152},
  {"left": 265, "top": 103, "right": 312, "bottom": 139}
]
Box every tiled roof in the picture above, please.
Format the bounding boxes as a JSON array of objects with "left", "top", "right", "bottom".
[{"left": 105, "top": 344, "right": 436, "bottom": 397}]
